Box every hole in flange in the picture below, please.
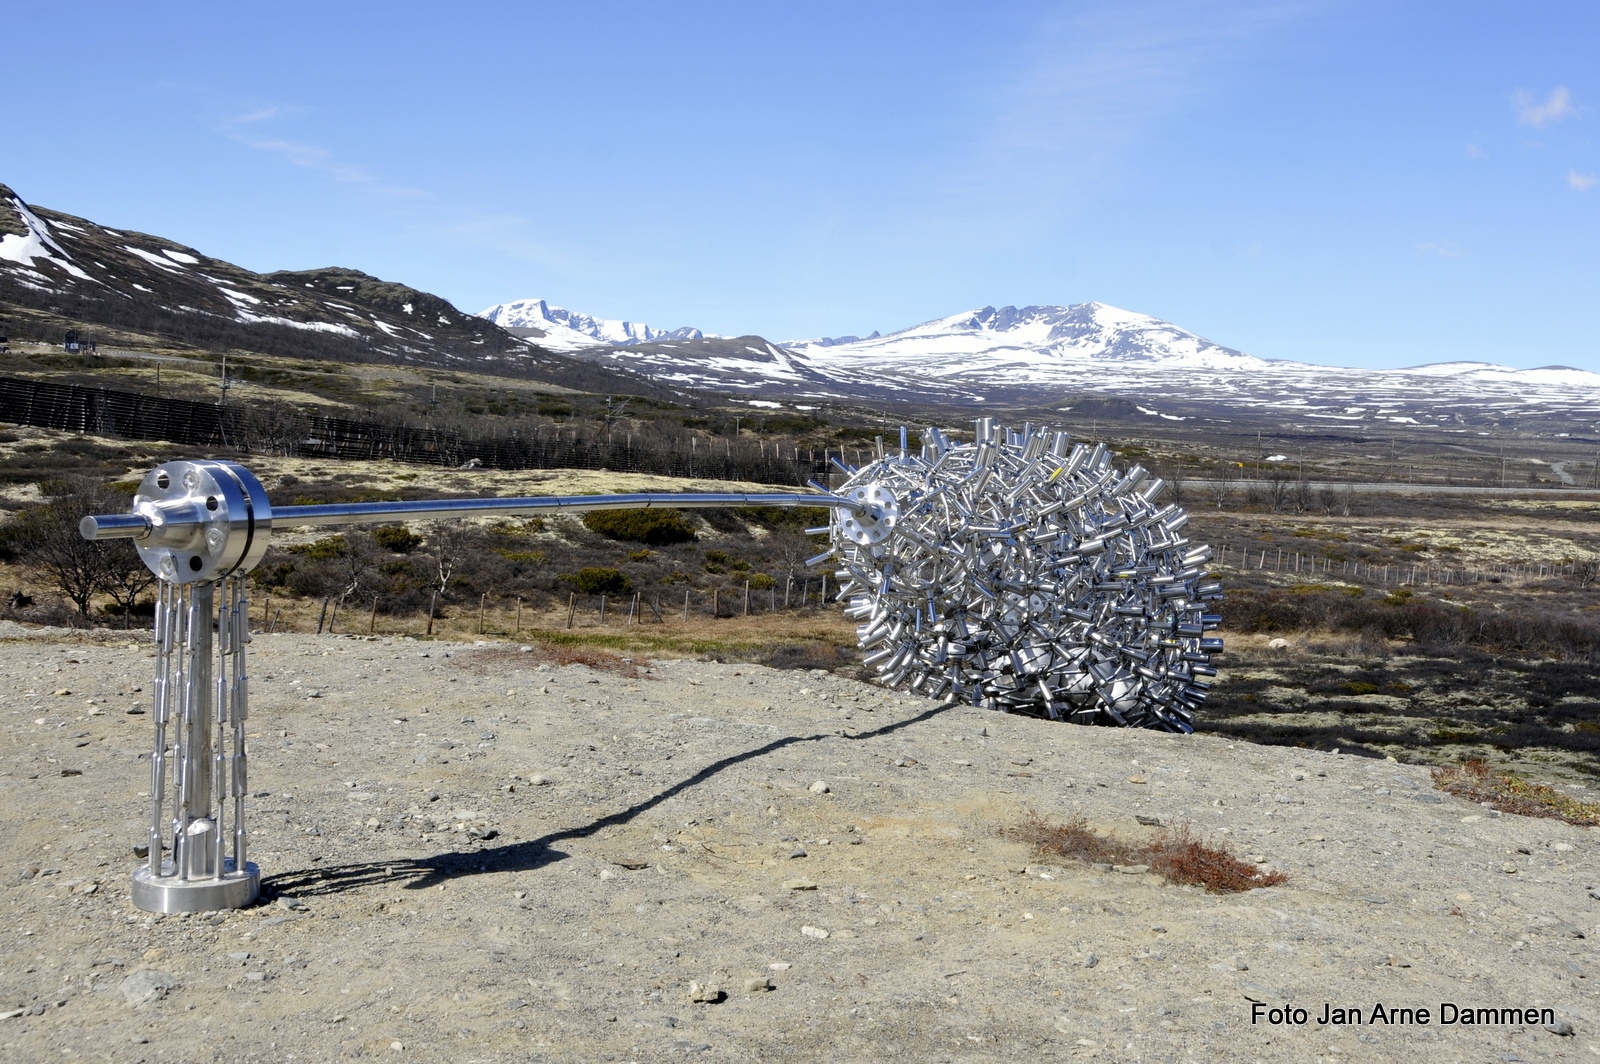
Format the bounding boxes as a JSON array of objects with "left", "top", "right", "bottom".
[
  {"left": 188, "top": 556, "right": 204, "bottom": 572},
  {"left": 155, "top": 473, "right": 170, "bottom": 490},
  {"left": 206, "top": 496, "right": 218, "bottom": 511}
]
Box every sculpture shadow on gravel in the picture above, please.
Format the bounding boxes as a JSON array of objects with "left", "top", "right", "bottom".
[{"left": 263, "top": 701, "right": 954, "bottom": 899}]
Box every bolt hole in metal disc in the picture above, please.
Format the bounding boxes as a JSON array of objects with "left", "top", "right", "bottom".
[{"left": 827, "top": 425, "right": 1222, "bottom": 732}]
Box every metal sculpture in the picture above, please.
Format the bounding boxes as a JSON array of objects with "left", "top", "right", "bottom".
[
  {"left": 821, "top": 420, "right": 1221, "bottom": 730},
  {"left": 79, "top": 425, "right": 1219, "bottom": 911}
]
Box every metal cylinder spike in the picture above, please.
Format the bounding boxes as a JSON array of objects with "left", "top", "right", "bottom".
[{"left": 820, "top": 421, "right": 1222, "bottom": 732}]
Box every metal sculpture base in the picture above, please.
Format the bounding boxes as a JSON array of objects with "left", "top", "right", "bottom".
[{"left": 131, "top": 858, "right": 260, "bottom": 914}]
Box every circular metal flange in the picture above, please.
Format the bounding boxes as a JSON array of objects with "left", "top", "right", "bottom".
[
  {"left": 131, "top": 460, "right": 272, "bottom": 583},
  {"left": 838, "top": 483, "right": 900, "bottom": 545},
  {"left": 130, "top": 859, "right": 260, "bottom": 913}
]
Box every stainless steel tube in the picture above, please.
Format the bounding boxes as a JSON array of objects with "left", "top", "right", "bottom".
[{"left": 267, "top": 491, "right": 867, "bottom": 529}]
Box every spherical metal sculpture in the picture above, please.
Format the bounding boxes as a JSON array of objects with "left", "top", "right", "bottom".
[{"left": 823, "top": 419, "right": 1222, "bottom": 732}]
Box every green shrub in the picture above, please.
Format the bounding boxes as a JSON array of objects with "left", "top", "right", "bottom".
[
  {"left": 373, "top": 525, "right": 422, "bottom": 553},
  {"left": 287, "top": 535, "right": 348, "bottom": 560},
  {"left": 565, "top": 567, "right": 632, "bottom": 595},
  {"left": 748, "top": 573, "right": 776, "bottom": 590},
  {"left": 582, "top": 508, "right": 696, "bottom": 546}
]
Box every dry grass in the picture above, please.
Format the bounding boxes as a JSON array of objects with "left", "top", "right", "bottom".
[
  {"left": 1431, "top": 760, "right": 1600, "bottom": 826},
  {"left": 1013, "top": 812, "right": 1289, "bottom": 893},
  {"left": 461, "top": 641, "right": 652, "bottom": 678}
]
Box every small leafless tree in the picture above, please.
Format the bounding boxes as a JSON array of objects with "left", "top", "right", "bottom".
[{"left": 6, "top": 482, "right": 151, "bottom": 619}]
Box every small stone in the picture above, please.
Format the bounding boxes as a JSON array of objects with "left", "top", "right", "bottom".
[
  {"left": 227, "top": 951, "right": 251, "bottom": 960},
  {"left": 1083, "top": 953, "right": 1099, "bottom": 968},
  {"left": 1234, "top": 956, "right": 1249, "bottom": 971},
  {"left": 54, "top": 688, "right": 71, "bottom": 696},
  {"left": 1267, "top": 638, "right": 1290, "bottom": 650},
  {"left": 125, "top": 703, "right": 145, "bottom": 715},
  {"left": 769, "top": 962, "right": 792, "bottom": 970},
  {"left": 1544, "top": 1021, "right": 1576, "bottom": 1036},
  {"left": 1113, "top": 864, "right": 1150, "bottom": 875},
  {"left": 1501, "top": 862, "right": 1519, "bottom": 874},
  {"left": 390, "top": 1042, "right": 405, "bottom": 1052},
  {"left": 244, "top": 972, "right": 266, "bottom": 982},
  {"left": 1090, "top": 862, "right": 1113, "bottom": 873},
  {"left": 742, "top": 976, "right": 772, "bottom": 993},
  {"left": 789, "top": 847, "right": 808, "bottom": 859},
  {"left": 599, "top": 869, "right": 617, "bottom": 881},
  {"left": 132, "top": 844, "right": 149, "bottom": 858},
  {"left": 808, "top": 780, "right": 830, "bottom": 794},
  {"left": 529, "top": 774, "right": 551, "bottom": 786},
  {"left": 119, "top": 969, "right": 178, "bottom": 1007},
  {"left": 783, "top": 879, "right": 817, "bottom": 891},
  {"left": 1127, "top": 776, "right": 1147, "bottom": 785},
  {"left": 1, "top": 1009, "right": 24, "bottom": 1020},
  {"left": 801, "top": 925, "right": 829, "bottom": 940},
  {"left": 688, "top": 981, "right": 723, "bottom": 1003},
  {"left": 1134, "top": 815, "right": 1161, "bottom": 827}
]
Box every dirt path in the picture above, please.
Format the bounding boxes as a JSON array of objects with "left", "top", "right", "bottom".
[{"left": 1, "top": 630, "right": 1597, "bottom": 1062}]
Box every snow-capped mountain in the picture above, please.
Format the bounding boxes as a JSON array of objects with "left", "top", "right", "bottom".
[
  {"left": 531, "top": 300, "right": 1600, "bottom": 430},
  {"left": 478, "top": 298, "right": 714, "bottom": 353},
  {"left": 792, "top": 303, "right": 1268, "bottom": 373}
]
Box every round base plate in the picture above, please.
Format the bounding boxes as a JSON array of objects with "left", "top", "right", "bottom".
[{"left": 131, "top": 859, "right": 260, "bottom": 913}]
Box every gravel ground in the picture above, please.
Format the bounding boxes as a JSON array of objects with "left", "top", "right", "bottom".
[{"left": 2, "top": 628, "right": 1598, "bottom": 1063}]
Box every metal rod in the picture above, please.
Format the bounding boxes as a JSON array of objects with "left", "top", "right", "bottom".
[
  {"left": 230, "top": 578, "right": 249, "bottom": 875},
  {"left": 80, "top": 490, "right": 867, "bottom": 546},
  {"left": 148, "top": 581, "right": 177, "bottom": 875}
]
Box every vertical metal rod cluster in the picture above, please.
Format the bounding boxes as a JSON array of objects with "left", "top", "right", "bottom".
[
  {"left": 135, "top": 576, "right": 258, "bottom": 912},
  {"left": 823, "top": 419, "right": 1222, "bottom": 732}
]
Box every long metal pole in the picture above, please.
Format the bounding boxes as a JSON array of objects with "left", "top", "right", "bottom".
[{"left": 268, "top": 491, "right": 864, "bottom": 530}]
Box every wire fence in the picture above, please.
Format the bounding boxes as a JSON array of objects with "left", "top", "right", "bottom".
[
  {"left": 1212, "top": 544, "right": 1590, "bottom": 586},
  {"left": 0, "top": 374, "right": 832, "bottom": 486}
]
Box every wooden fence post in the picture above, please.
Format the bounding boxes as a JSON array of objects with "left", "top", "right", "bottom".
[
  {"left": 743, "top": 580, "right": 750, "bottom": 617},
  {"left": 515, "top": 597, "right": 522, "bottom": 633},
  {"left": 683, "top": 589, "right": 690, "bottom": 622},
  {"left": 600, "top": 594, "right": 608, "bottom": 624},
  {"left": 566, "top": 592, "right": 577, "bottom": 629},
  {"left": 316, "top": 597, "right": 329, "bottom": 635},
  {"left": 427, "top": 592, "right": 437, "bottom": 635},
  {"left": 369, "top": 594, "right": 379, "bottom": 635},
  {"left": 479, "top": 593, "right": 487, "bottom": 634}
]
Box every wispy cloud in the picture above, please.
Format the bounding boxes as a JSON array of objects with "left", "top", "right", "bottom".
[
  {"left": 217, "top": 106, "right": 427, "bottom": 198},
  {"left": 1513, "top": 87, "right": 1576, "bottom": 128},
  {"left": 1416, "top": 241, "right": 1463, "bottom": 258},
  {"left": 1465, "top": 143, "right": 1488, "bottom": 160},
  {"left": 1571, "top": 170, "right": 1598, "bottom": 192},
  {"left": 927, "top": 0, "right": 1315, "bottom": 234}
]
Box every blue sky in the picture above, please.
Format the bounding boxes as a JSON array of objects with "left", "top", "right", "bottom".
[{"left": 5, "top": 1, "right": 1597, "bottom": 370}]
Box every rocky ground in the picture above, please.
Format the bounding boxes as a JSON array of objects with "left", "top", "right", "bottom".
[{"left": 2, "top": 627, "right": 1598, "bottom": 1063}]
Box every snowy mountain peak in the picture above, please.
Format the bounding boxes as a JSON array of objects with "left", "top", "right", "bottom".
[
  {"left": 478, "top": 297, "right": 715, "bottom": 353},
  {"left": 792, "top": 301, "right": 1266, "bottom": 372}
]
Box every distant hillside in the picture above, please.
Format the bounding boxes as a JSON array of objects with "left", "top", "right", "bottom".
[{"left": 0, "top": 183, "right": 675, "bottom": 398}]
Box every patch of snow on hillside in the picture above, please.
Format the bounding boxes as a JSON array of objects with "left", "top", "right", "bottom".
[{"left": 123, "top": 246, "right": 186, "bottom": 273}]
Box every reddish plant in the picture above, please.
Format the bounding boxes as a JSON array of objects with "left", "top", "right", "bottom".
[
  {"left": 1013, "top": 813, "right": 1289, "bottom": 893},
  {"left": 1432, "top": 760, "right": 1600, "bottom": 826}
]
